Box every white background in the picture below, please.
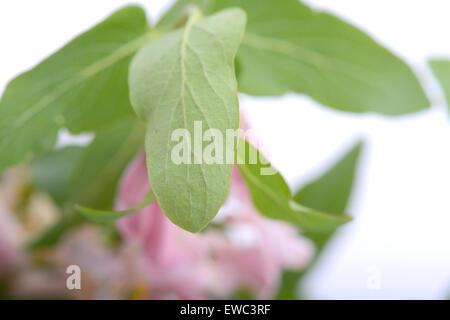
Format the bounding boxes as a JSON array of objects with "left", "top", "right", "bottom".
[{"left": 1, "top": 0, "right": 449, "bottom": 299}]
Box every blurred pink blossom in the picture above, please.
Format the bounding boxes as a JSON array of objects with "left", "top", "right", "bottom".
[
  {"left": 0, "top": 204, "right": 23, "bottom": 273},
  {"left": 116, "top": 150, "right": 313, "bottom": 299},
  {"left": 47, "top": 226, "right": 150, "bottom": 299}
]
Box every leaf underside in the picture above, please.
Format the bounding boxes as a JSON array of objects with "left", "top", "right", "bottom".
[{"left": 129, "top": 9, "right": 247, "bottom": 232}]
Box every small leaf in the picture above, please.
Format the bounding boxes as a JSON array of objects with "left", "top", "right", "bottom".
[
  {"left": 159, "top": 0, "right": 429, "bottom": 115},
  {"left": 129, "top": 9, "right": 246, "bottom": 232},
  {"left": 0, "top": 6, "right": 151, "bottom": 171},
  {"left": 276, "top": 141, "right": 363, "bottom": 299},
  {"left": 76, "top": 190, "right": 156, "bottom": 223},
  {"left": 429, "top": 59, "right": 450, "bottom": 109},
  {"left": 236, "top": 138, "right": 351, "bottom": 233}
]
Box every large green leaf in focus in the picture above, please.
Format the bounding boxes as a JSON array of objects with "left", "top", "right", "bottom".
[
  {"left": 236, "top": 138, "right": 351, "bottom": 233},
  {"left": 0, "top": 6, "right": 151, "bottom": 171},
  {"left": 158, "top": 0, "right": 429, "bottom": 115},
  {"left": 276, "top": 141, "right": 363, "bottom": 299},
  {"left": 429, "top": 59, "right": 450, "bottom": 109},
  {"left": 129, "top": 9, "right": 246, "bottom": 232}
]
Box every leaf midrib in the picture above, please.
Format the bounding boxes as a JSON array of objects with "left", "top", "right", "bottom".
[
  {"left": 238, "top": 162, "right": 289, "bottom": 208},
  {"left": 180, "top": 14, "right": 194, "bottom": 221},
  {"left": 238, "top": 162, "right": 349, "bottom": 227},
  {"left": 12, "top": 29, "right": 161, "bottom": 129}
]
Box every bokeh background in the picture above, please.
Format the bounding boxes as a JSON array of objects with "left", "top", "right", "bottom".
[{"left": 1, "top": 0, "right": 449, "bottom": 299}]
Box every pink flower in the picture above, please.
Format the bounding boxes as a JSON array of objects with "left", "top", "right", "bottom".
[
  {"left": 47, "top": 226, "right": 149, "bottom": 300},
  {"left": 116, "top": 152, "right": 217, "bottom": 299},
  {"left": 0, "top": 204, "right": 23, "bottom": 274},
  {"left": 116, "top": 151, "right": 313, "bottom": 299},
  {"left": 211, "top": 169, "right": 313, "bottom": 298}
]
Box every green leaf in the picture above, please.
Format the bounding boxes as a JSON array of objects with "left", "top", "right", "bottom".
[
  {"left": 31, "top": 117, "right": 143, "bottom": 208},
  {"left": 129, "top": 8, "right": 246, "bottom": 232},
  {"left": 159, "top": 0, "right": 429, "bottom": 115},
  {"left": 67, "top": 118, "right": 144, "bottom": 209},
  {"left": 236, "top": 138, "right": 351, "bottom": 233},
  {"left": 28, "top": 117, "right": 144, "bottom": 248},
  {"left": 31, "top": 146, "right": 85, "bottom": 206},
  {"left": 276, "top": 141, "right": 363, "bottom": 299},
  {"left": 429, "top": 59, "right": 450, "bottom": 108},
  {"left": 0, "top": 5, "right": 152, "bottom": 171},
  {"left": 76, "top": 190, "right": 155, "bottom": 223},
  {"left": 294, "top": 142, "right": 363, "bottom": 216}
]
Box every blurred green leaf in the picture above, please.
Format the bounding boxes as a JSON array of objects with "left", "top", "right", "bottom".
[
  {"left": 237, "top": 138, "right": 351, "bottom": 233},
  {"left": 129, "top": 9, "right": 246, "bottom": 232},
  {"left": 31, "top": 146, "right": 84, "bottom": 206},
  {"left": 28, "top": 118, "right": 144, "bottom": 248},
  {"left": 159, "top": 0, "right": 429, "bottom": 115},
  {"left": 76, "top": 190, "right": 155, "bottom": 223},
  {"left": 31, "top": 118, "right": 143, "bottom": 208},
  {"left": 429, "top": 59, "right": 450, "bottom": 109},
  {"left": 0, "top": 5, "right": 151, "bottom": 171},
  {"left": 294, "top": 142, "right": 363, "bottom": 216},
  {"left": 276, "top": 141, "right": 363, "bottom": 299},
  {"left": 67, "top": 118, "right": 144, "bottom": 209}
]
